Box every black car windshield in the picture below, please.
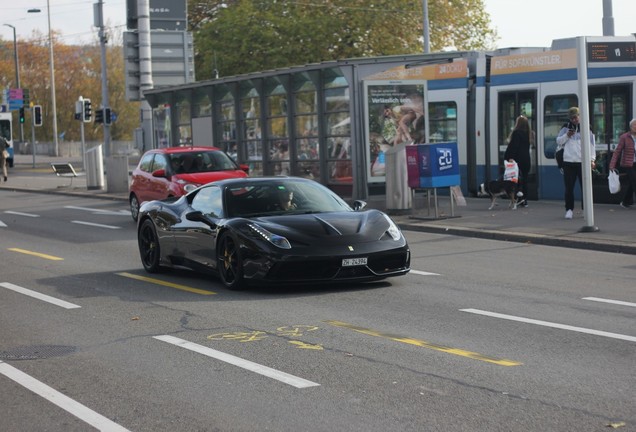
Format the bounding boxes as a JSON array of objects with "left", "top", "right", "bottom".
[
  {"left": 170, "top": 151, "right": 238, "bottom": 174},
  {"left": 225, "top": 180, "right": 352, "bottom": 217}
]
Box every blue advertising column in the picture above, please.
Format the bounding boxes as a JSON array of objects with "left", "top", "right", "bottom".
[
  {"left": 406, "top": 142, "right": 460, "bottom": 217},
  {"left": 407, "top": 142, "right": 460, "bottom": 187}
]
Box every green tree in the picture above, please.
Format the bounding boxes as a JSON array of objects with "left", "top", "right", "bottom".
[{"left": 190, "top": 0, "right": 498, "bottom": 79}]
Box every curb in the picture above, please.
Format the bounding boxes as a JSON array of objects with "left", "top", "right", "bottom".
[{"left": 397, "top": 222, "right": 636, "bottom": 255}]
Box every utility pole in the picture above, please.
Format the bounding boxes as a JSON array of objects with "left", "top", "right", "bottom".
[{"left": 95, "top": 0, "right": 111, "bottom": 157}]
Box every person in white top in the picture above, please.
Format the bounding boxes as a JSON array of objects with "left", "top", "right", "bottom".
[{"left": 555, "top": 107, "right": 596, "bottom": 219}]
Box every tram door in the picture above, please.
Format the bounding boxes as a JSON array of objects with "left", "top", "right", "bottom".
[
  {"left": 498, "top": 91, "right": 537, "bottom": 199},
  {"left": 589, "top": 85, "right": 632, "bottom": 175},
  {"left": 589, "top": 85, "right": 632, "bottom": 202}
]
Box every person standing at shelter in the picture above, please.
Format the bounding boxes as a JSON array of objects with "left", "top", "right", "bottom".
[
  {"left": 609, "top": 118, "right": 636, "bottom": 208},
  {"left": 0, "top": 136, "right": 9, "bottom": 182},
  {"left": 556, "top": 107, "right": 596, "bottom": 219},
  {"left": 504, "top": 115, "right": 532, "bottom": 207}
]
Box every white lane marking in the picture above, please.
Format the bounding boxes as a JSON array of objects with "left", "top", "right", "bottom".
[
  {"left": 460, "top": 308, "right": 636, "bottom": 343},
  {"left": 4, "top": 211, "right": 39, "bottom": 217},
  {"left": 0, "top": 220, "right": 6, "bottom": 227},
  {"left": 582, "top": 297, "right": 636, "bottom": 308},
  {"left": 0, "top": 282, "right": 81, "bottom": 309},
  {"left": 0, "top": 361, "right": 131, "bottom": 432},
  {"left": 154, "top": 335, "right": 320, "bottom": 389},
  {"left": 410, "top": 269, "right": 440, "bottom": 276},
  {"left": 71, "top": 220, "right": 121, "bottom": 230},
  {"left": 64, "top": 206, "right": 130, "bottom": 216}
]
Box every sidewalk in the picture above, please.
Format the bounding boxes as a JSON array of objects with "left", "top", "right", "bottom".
[{"left": 3, "top": 154, "right": 635, "bottom": 255}]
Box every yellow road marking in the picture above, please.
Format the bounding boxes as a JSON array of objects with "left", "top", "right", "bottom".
[
  {"left": 288, "top": 341, "right": 323, "bottom": 350},
  {"left": 325, "top": 320, "right": 521, "bottom": 366},
  {"left": 117, "top": 272, "right": 216, "bottom": 295},
  {"left": 8, "top": 248, "right": 64, "bottom": 261}
]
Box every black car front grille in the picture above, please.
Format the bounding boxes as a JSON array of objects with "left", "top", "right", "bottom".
[
  {"left": 367, "top": 251, "right": 410, "bottom": 274},
  {"left": 269, "top": 249, "right": 409, "bottom": 282}
]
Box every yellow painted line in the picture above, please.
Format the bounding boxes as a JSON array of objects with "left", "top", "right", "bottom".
[
  {"left": 117, "top": 272, "right": 216, "bottom": 295},
  {"left": 8, "top": 248, "right": 64, "bottom": 261},
  {"left": 325, "top": 320, "right": 521, "bottom": 367}
]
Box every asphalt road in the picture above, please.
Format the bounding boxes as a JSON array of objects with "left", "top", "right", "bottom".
[{"left": 1, "top": 191, "right": 634, "bottom": 432}]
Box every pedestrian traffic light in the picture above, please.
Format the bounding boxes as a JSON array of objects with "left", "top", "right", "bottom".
[
  {"left": 22, "top": 89, "right": 30, "bottom": 106},
  {"left": 19, "top": 107, "right": 25, "bottom": 123},
  {"left": 82, "top": 98, "right": 92, "bottom": 123},
  {"left": 94, "top": 108, "right": 104, "bottom": 124},
  {"left": 33, "top": 105, "right": 43, "bottom": 127}
]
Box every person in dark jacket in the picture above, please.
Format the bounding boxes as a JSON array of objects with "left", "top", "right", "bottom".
[
  {"left": 0, "top": 136, "right": 8, "bottom": 182},
  {"left": 504, "top": 115, "right": 532, "bottom": 207},
  {"left": 609, "top": 118, "right": 636, "bottom": 208}
]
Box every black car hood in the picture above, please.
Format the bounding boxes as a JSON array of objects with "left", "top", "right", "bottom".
[{"left": 249, "top": 210, "right": 394, "bottom": 243}]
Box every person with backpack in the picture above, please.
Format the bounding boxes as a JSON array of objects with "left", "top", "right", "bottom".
[{"left": 556, "top": 107, "right": 596, "bottom": 219}]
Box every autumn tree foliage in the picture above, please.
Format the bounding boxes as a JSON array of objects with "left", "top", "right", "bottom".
[
  {"left": 188, "top": 0, "right": 498, "bottom": 80},
  {"left": 0, "top": 29, "right": 139, "bottom": 144}
]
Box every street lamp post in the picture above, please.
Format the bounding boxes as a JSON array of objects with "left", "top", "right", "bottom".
[
  {"left": 28, "top": 0, "right": 59, "bottom": 157},
  {"left": 3, "top": 24, "right": 25, "bottom": 145}
]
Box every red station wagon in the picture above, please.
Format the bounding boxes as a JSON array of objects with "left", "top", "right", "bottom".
[{"left": 129, "top": 146, "right": 249, "bottom": 221}]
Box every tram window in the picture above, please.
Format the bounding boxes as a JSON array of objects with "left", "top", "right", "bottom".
[
  {"left": 428, "top": 102, "right": 458, "bottom": 143},
  {"left": 543, "top": 94, "right": 578, "bottom": 159}
]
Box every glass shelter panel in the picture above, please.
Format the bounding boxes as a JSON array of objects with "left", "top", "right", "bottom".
[
  {"left": 242, "top": 89, "right": 263, "bottom": 176},
  {"left": 217, "top": 90, "right": 237, "bottom": 160},
  {"left": 293, "top": 75, "right": 320, "bottom": 179},
  {"left": 266, "top": 83, "right": 290, "bottom": 176},
  {"left": 324, "top": 69, "right": 351, "bottom": 184}
]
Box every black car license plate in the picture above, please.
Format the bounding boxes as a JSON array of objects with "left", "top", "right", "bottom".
[{"left": 342, "top": 257, "right": 368, "bottom": 267}]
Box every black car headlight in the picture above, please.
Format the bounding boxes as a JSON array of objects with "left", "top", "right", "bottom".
[
  {"left": 383, "top": 214, "right": 402, "bottom": 241},
  {"left": 248, "top": 223, "right": 292, "bottom": 249}
]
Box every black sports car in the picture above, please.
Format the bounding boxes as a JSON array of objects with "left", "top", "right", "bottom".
[{"left": 136, "top": 177, "right": 410, "bottom": 290}]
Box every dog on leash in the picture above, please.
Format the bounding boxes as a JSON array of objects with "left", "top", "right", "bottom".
[{"left": 479, "top": 180, "right": 521, "bottom": 210}]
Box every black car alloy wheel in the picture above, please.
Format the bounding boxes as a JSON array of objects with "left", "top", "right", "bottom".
[
  {"left": 139, "top": 219, "right": 162, "bottom": 273},
  {"left": 217, "top": 231, "right": 244, "bottom": 290}
]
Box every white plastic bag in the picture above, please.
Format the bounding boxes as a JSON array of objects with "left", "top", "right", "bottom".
[
  {"left": 503, "top": 160, "right": 519, "bottom": 183},
  {"left": 608, "top": 170, "right": 621, "bottom": 194}
]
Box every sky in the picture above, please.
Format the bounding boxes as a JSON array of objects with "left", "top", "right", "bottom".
[{"left": 0, "top": 0, "right": 633, "bottom": 48}]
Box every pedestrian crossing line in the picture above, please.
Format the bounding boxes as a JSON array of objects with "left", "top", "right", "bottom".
[
  {"left": 0, "top": 282, "right": 81, "bottom": 309},
  {"left": 460, "top": 308, "right": 636, "bottom": 343},
  {"left": 154, "top": 335, "right": 320, "bottom": 388},
  {"left": 582, "top": 297, "right": 636, "bottom": 308},
  {"left": 325, "top": 320, "right": 521, "bottom": 366},
  {"left": 0, "top": 361, "right": 130, "bottom": 431},
  {"left": 410, "top": 269, "right": 440, "bottom": 276}
]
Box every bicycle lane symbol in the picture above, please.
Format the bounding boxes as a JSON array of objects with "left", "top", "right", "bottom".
[{"left": 207, "top": 325, "right": 323, "bottom": 350}]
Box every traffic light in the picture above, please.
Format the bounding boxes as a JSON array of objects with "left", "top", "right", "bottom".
[
  {"left": 104, "top": 108, "right": 111, "bottom": 125},
  {"left": 82, "top": 98, "right": 92, "bottom": 123},
  {"left": 94, "top": 108, "right": 104, "bottom": 124},
  {"left": 33, "top": 105, "right": 43, "bottom": 127},
  {"left": 22, "top": 89, "right": 30, "bottom": 106},
  {"left": 19, "top": 107, "right": 25, "bottom": 123}
]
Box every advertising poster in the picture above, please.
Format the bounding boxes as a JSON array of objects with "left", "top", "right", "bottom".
[{"left": 365, "top": 82, "right": 425, "bottom": 181}]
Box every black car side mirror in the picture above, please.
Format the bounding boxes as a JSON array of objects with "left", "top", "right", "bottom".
[
  {"left": 352, "top": 200, "right": 367, "bottom": 211},
  {"left": 185, "top": 210, "right": 218, "bottom": 228}
]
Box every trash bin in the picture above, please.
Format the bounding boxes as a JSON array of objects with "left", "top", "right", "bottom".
[
  {"left": 106, "top": 155, "right": 129, "bottom": 194},
  {"left": 85, "top": 144, "right": 104, "bottom": 190}
]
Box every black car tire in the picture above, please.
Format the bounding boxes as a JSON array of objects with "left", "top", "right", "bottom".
[
  {"left": 138, "top": 219, "right": 162, "bottom": 273},
  {"left": 130, "top": 194, "right": 140, "bottom": 222},
  {"left": 217, "top": 231, "right": 245, "bottom": 290}
]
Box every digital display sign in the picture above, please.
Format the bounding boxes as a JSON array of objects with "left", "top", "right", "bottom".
[{"left": 587, "top": 41, "right": 636, "bottom": 63}]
